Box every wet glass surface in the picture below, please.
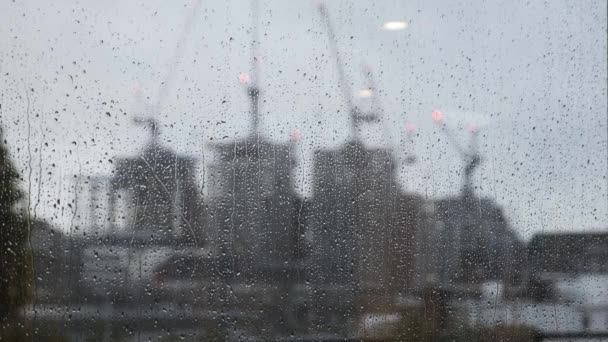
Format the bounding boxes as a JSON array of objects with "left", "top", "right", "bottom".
[{"left": 1, "top": 0, "right": 607, "bottom": 340}]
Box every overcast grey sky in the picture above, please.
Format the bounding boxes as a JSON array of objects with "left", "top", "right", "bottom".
[{"left": 1, "top": 0, "right": 606, "bottom": 239}]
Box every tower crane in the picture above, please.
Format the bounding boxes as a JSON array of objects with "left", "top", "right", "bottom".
[
  {"left": 316, "top": 3, "right": 377, "bottom": 142},
  {"left": 432, "top": 110, "right": 481, "bottom": 198},
  {"left": 132, "top": 0, "right": 203, "bottom": 140},
  {"left": 235, "top": 0, "right": 264, "bottom": 138},
  {"left": 361, "top": 63, "right": 417, "bottom": 164}
]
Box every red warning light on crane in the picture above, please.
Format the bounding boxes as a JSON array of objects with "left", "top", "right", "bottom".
[
  {"left": 239, "top": 72, "right": 251, "bottom": 85},
  {"left": 291, "top": 128, "right": 302, "bottom": 141},
  {"left": 132, "top": 83, "right": 142, "bottom": 95},
  {"left": 467, "top": 122, "right": 478, "bottom": 134},
  {"left": 432, "top": 110, "right": 443, "bottom": 122},
  {"left": 405, "top": 122, "right": 417, "bottom": 134}
]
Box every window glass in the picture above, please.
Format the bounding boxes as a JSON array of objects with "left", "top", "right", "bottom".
[{"left": 1, "top": 0, "right": 606, "bottom": 340}]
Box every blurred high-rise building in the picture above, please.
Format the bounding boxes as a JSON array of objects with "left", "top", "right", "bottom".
[
  {"left": 206, "top": 136, "right": 306, "bottom": 335},
  {"left": 306, "top": 141, "right": 430, "bottom": 334},
  {"left": 432, "top": 190, "right": 524, "bottom": 287},
  {"left": 110, "top": 140, "right": 204, "bottom": 244},
  {"left": 206, "top": 137, "right": 303, "bottom": 268}
]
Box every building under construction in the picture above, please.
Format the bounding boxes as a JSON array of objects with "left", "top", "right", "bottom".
[
  {"left": 111, "top": 139, "right": 204, "bottom": 244},
  {"left": 206, "top": 137, "right": 304, "bottom": 269},
  {"left": 430, "top": 116, "right": 524, "bottom": 288},
  {"left": 433, "top": 195, "right": 524, "bottom": 286},
  {"left": 304, "top": 140, "right": 431, "bottom": 335}
]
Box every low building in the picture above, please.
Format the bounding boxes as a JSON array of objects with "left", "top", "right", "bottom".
[{"left": 528, "top": 232, "right": 608, "bottom": 276}]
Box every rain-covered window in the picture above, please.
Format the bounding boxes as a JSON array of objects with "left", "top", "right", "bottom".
[{"left": 1, "top": 0, "right": 607, "bottom": 340}]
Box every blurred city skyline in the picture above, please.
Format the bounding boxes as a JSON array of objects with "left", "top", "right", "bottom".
[{"left": 1, "top": 0, "right": 606, "bottom": 239}]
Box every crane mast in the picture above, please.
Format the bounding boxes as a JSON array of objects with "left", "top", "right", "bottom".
[
  {"left": 247, "top": 0, "right": 261, "bottom": 138},
  {"left": 361, "top": 63, "right": 417, "bottom": 164}
]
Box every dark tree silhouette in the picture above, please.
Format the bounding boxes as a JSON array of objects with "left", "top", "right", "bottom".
[{"left": 0, "top": 125, "right": 32, "bottom": 323}]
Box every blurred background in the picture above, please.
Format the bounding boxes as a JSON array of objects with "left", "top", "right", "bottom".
[{"left": 0, "top": 0, "right": 606, "bottom": 340}]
